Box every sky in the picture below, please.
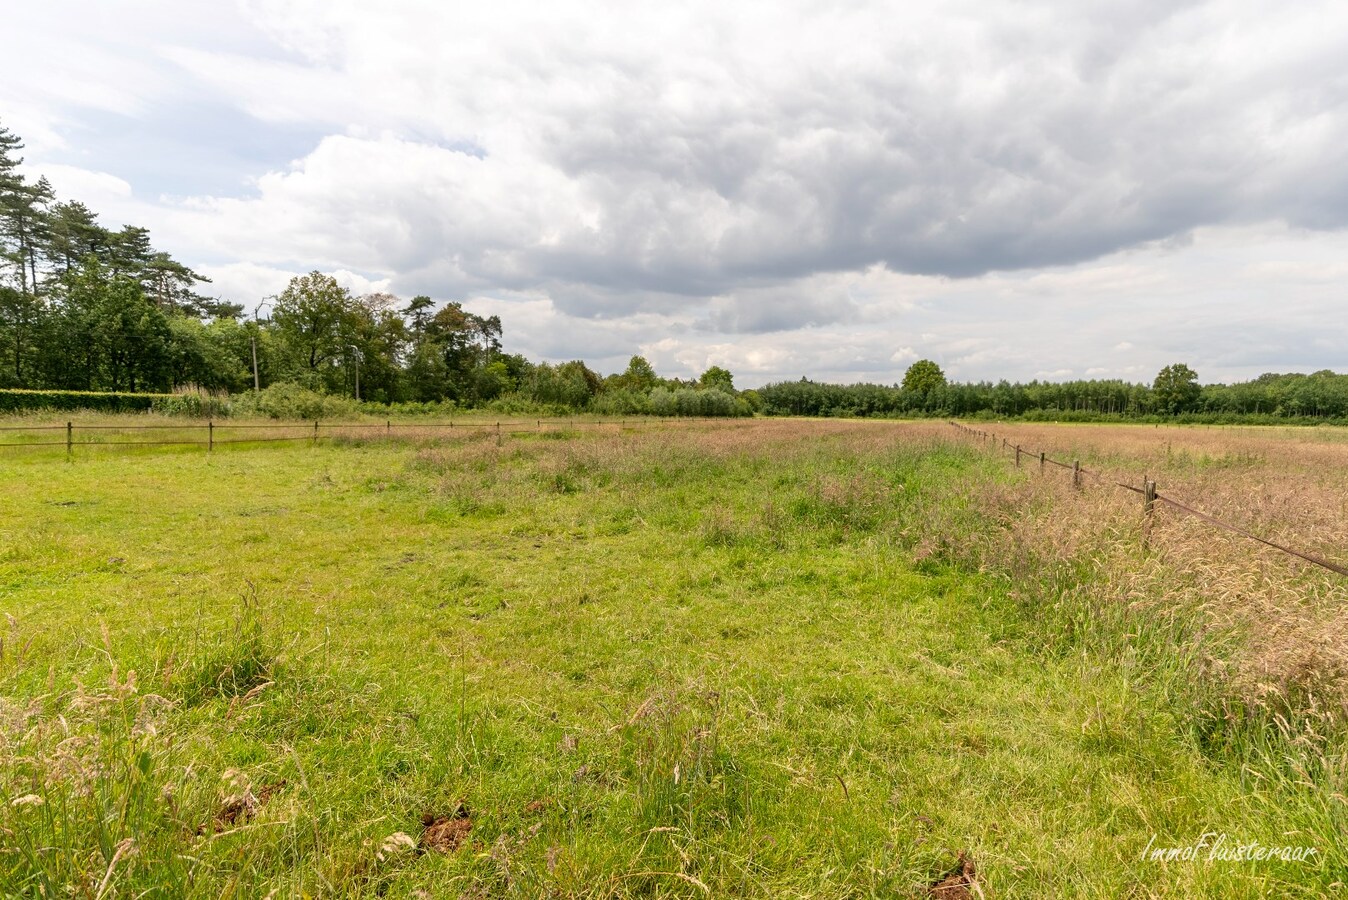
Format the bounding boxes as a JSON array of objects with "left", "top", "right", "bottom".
[{"left": 3, "top": 0, "right": 1346, "bottom": 387}]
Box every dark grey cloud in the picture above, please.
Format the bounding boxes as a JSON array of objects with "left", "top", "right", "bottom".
[
  {"left": 453, "top": 0, "right": 1348, "bottom": 306},
  {"left": 148, "top": 2, "right": 1348, "bottom": 320},
  {"left": 7, "top": 0, "right": 1348, "bottom": 383}
]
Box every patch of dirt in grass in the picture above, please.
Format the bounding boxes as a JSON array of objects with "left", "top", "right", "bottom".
[
  {"left": 383, "top": 551, "right": 419, "bottom": 571},
  {"left": 420, "top": 806, "right": 472, "bottom": 853},
  {"left": 207, "top": 779, "right": 287, "bottom": 832},
  {"left": 927, "top": 851, "right": 982, "bottom": 899}
]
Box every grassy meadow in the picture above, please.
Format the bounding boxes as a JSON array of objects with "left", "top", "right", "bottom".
[{"left": 0, "top": 419, "right": 1344, "bottom": 897}]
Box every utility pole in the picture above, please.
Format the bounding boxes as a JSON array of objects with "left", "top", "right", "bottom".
[{"left": 348, "top": 345, "right": 362, "bottom": 401}]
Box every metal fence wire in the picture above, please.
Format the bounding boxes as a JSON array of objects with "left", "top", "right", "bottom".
[
  {"left": 0, "top": 417, "right": 732, "bottom": 454},
  {"left": 948, "top": 421, "right": 1348, "bottom": 579},
  {"left": 6, "top": 415, "right": 1340, "bottom": 579}
]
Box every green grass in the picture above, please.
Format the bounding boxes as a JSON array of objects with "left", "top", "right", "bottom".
[{"left": 0, "top": 424, "right": 1337, "bottom": 897}]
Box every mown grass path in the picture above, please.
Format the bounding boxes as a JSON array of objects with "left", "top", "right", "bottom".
[{"left": 0, "top": 425, "right": 1332, "bottom": 897}]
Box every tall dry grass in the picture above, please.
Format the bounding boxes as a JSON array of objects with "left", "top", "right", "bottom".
[
  {"left": 943, "top": 421, "right": 1348, "bottom": 818},
  {"left": 962, "top": 424, "right": 1348, "bottom": 695}
]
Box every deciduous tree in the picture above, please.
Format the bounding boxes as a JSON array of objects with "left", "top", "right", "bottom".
[
  {"left": 1153, "top": 363, "right": 1200, "bottom": 414},
  {"left": 902, "top": 359, "right": 946, "bottom": 394},
  {"left": 698, "top": 365, "right": 735, "bottom": 392},
  {"left": 271, "top": 272, "right": 357, "bottom": 380}
]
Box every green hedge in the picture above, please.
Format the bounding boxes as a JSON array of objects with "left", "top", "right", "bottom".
[{"left": 0, "top": 389, "right": 172, "bottom": 414}]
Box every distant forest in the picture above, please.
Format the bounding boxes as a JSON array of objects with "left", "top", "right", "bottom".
[
  {"left": 3, "top": 120, "right": 1343, "bottom": 422},
  {"left": 756, "top": 366, "right": 1348, "bottom": 422}
]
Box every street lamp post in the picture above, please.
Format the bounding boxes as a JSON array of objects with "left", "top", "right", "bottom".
[{"left": 251, "top": 300, "right": 270, "bottom": 393}]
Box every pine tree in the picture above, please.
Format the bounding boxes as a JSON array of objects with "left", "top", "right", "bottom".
[
  {"left": 0, "top": 123, "right": 54, "bottom": 297},
  {"left": 45, "top": 201, "right": 109, "bottom": 275}
]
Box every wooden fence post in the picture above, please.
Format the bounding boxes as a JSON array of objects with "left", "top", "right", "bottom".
[
  {"left": 313, "top": 420, "right": 319, "bottom": 447},
  {"left": 1143, "top": 477, "right": 1157, "bottom": 551},
  {"left": 496, "top": 421, "right": 502, "bottom": 446},
  {"left": 1015, "top": 445, "right": 1021, "bottom": 467},
  {"left": 1039, "top": 451, "right": 1045, "bottom": 472},
  {"left": 66, "top": 421, "right": 73, "bottom": 458},
  {"left": 208, "top": 420, "right": 214, "bottom": 452},
  {"left": 1073, "top": 460, "right": 1081, "bottom": 490}
]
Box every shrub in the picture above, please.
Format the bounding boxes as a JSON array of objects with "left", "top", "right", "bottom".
[
  {"left": 645, "top": 387, "right": 749, "bottom": 417},
  {"left": 592, "top": 389, "right": 651, "bottom": 416},
  {"left": 0, "top": 389, "right": 170, "bottom": 414},
  {"left": 484, "top": 393, "right": 574, "bottom": 417},
  {"left": 673, "top": 387, "right": 750, "bottom": 417},
  {"left": 150, "top": 390, "right": 233, "bottom": 418},
  {"left": 229, "top": 383, "right": 362, "bottom": 420},
  {"left": 382, "top": 399, "right": 460, "bottom": 417}
]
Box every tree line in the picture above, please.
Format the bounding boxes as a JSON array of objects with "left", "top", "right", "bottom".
[{"left": 759, "top": 362, "right": 1348, "bottom": 422}]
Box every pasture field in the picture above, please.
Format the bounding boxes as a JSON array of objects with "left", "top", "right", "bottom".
[{"left": 0, "top": 419, "right": 1344, "bottom": 897}]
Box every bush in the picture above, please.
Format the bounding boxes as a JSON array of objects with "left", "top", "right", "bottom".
[
  {"left": 0, "top": 389, "right": 170, "bottom": 414},
  {"left": 230, "top": 383, "right": 362, "bottom": 420},
  {"left": 592, "top": 389, "right": 651, "bottom": 416},
  {"left": 150, "top": 391, "right": 233, "bottom": 418},
  {"left": 648, "top": 387, "right": 676, "bottom": 416},
  {"left": 678, "top": 387, "right": 751, "bottom": 417},
  {"left": 484, "top": 393, "right": 574, "bottom": 417},
  {"left": 381, "top": 399, "right": 460, "bottom": 417},
  {"left": 645, "top": 387, "right": 749, "bottom": 417}
]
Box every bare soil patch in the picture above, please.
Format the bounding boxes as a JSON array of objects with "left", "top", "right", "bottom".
[
  {"left": 928, "top": 850, "right": 981, "bottom": 899},
  {"left": 420, "top": 806, "right": 473, "bottom": 853}
]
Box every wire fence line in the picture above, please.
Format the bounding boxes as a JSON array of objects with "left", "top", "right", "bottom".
[
  {"left": 948, "top": 421, "right": 1348, "bottom": 579},
  {"left": 0, "top": 417, "right": 744, "bottom": 454},
  {"left": 9, "top": 413, "right": 1341, "bottom": 578}
]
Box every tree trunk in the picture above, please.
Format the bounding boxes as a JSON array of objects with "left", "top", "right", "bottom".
[{"left": 14, "top": 217, "right": 30, "bottom": 296}]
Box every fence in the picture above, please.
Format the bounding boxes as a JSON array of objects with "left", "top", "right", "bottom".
[
  {"left": 948, "top": 421, "right": 1348, "bottom": 579},
  {"left": 9, "top": 415, "right": 1342, "bottom": 578},
  {"left": 0, "top": 417, "right": 738, "bottom": 455}
]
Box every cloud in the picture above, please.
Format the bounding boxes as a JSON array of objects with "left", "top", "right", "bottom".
[
  {"left": 28, "top": 164, "right": 131, "bottom": 202},
  {"left": 135, "top": 0, "right": 1348, "bottom": 296},
  {"left": 4, "top": 0, "right": 1348, "bottom": 386},
  {"left": 704, "top": 280, "right": 861, "bottom": 334},
  {"left": 196, "top": 261, "right": 391, "bottom": 312}
]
